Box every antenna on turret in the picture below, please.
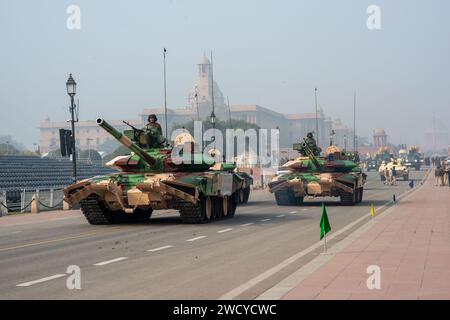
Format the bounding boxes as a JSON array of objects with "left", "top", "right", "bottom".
[
  {"left": 210, "top": 51, "right": 216, "bottom": 130},
  {"left": 353, "top": 91, "right": 357, "bottom": 153},
  {"left": 314, "top": 88, "right": 319, "bottom": 148}
]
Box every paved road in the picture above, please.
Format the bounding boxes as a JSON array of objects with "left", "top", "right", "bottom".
[{"left": 0, "top": 170, "right": 425, "bottom": 299}]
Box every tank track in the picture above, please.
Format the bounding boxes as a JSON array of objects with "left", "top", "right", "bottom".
[
  {"left": 175, "top": 194, "right": 237, "bottom": 224},
  {"left": 274, "top": 190, "right": 303, "bottom": 206},
  {"left": 79, "top": 195, "right": 114, "bottom": 225},
  {"left": 175, "top": 199, "right": 205, "bottom": 224}
]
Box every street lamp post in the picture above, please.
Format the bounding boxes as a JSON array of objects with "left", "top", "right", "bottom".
[{"left": 66, "top": 74, "right": 77, "bottom": 183}]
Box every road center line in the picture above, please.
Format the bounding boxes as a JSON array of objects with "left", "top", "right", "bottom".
[
  {"left": 217, "top": 228, "right": 233, "bottom": 233},
  {"left": 240, "top": 223, "right": 254, "bottom": 227},
  {"left": 289, "top": 211, "right": 297, "bottom": 214},
  {"left": 186, "top": 236, "right": 207, "bottom": 242},
  {"left": 260, "top": 219, "right": 271, "bottom": 222},
  {"left": 16, "top": 274, "right": 66, "bottom": 287},
  {"left": 147, "top": 245, "right": 173, "bottom": 252},
  {"left": 93, "top": 257, "right": 128, "bottom": 266},
  {"left": 276, "top": 215, "right": 285, "bottom": 218}
]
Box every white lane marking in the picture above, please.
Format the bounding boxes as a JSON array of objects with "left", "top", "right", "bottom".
[
  {"left": 302, "top": 208, "right": 308, "bottom": 211},
  {"left": 93, "top": 257, "right": 128, "bottom": 266},
  {"left": 147, "top": 245, "right": 173, "bottom": 252},
  {"left": 241, "top": 223, "right": 255, "bottom": 227},
  {"left": 186, "top": 236, "right": 207, "bottom": 242},
  {"left": 217, "top": 228, "right": 233, "bottom": 233},
  {"left": 260, "top": 219, "right": 271, "bottom": 222},
  {"left": 16, "top": 274, "right": 66, "bottom": 287},
  {"left": 276, "top": 215, "right": 285, "bottom": 218},
  {"left": 289, "top": 211, "right": 297, "bottom": 214}
]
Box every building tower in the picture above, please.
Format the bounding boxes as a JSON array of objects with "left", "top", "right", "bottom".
[
  {"left": 373, "top": 128, "right": 387, "bottom": 147},
  {"left": 188, "top": 55, "right": 225, "bottom": 119}
]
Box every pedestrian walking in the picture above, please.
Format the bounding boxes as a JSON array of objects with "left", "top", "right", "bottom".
[
  {"left": 391, "top": 165, "right": 397, "bottom": 186},
  {"left": 435, "top": 165, "right": 443, "bottom": 186}
]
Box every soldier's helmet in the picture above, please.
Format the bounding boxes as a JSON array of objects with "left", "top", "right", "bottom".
[
  {"left": 307, "top": 132, "right": 313, "bottom": 139},
  {"left": 148, "top": 114, "right": 158, "bottom": 122}
]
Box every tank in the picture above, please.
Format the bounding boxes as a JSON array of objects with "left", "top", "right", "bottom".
[
  {"left": 268, "top": 139, "right": 366, "bottom": 206},
  {"left": 378, "top": 158, "right": 409, "bottom": 181},
  {"left": 373, "top": 147, "right": 392, "bottom": 170},
  {"left": 63, "top": 118, "right": 253, "bottom": 224},
  {"left": 405, "top": 146, "right": 421, "bottom": 170}
]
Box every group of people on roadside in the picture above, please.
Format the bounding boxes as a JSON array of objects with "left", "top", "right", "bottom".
[
  {"left": 435, "top": 160, "right": 449, "bottom": 186},
  {"left": 382, "top": 161, "right": 397, "bottom": 186}
]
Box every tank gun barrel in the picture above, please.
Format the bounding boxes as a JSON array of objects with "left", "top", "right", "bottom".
[{"left": 96, "top": 118, "right": 156, "bottom": 166}]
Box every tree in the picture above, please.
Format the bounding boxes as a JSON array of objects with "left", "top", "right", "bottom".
[
  {"left": 98, "top": 138, "right": 121, "bottom": 154},
  {"left": 79, "top": 149, "right": 102, "bottom": 161},
  {"left": 103, "top": 145, "right": 130, "bottom": 162}
]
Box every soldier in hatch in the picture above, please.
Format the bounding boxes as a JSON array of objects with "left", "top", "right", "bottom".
[
  {"left": 145, "top": 114, "right": 163, "bottom": 135},
  {"left": 304, "top": 132, "right": 322, "bottom": 156},
  {"left": 143, "top": 114, "right": 166, "bottom": 148}
]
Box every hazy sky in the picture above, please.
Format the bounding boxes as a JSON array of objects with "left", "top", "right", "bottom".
[{"left": 1, "top": 0, "right": 449, "bottom": 149}]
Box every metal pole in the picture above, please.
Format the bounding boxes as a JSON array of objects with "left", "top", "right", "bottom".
[
  {"left": 315, "top": 88, "right": 319, "bottom": 148},
  {"left": 163, "top": 48, "right": 168, "bottom": 140},
  {"left": 70, "top": 95, "right": 77, "bottom": 182},
  {"left": 354, "top": 92, "right": 357, "bottom": 152},
  {"left": 210, "top": 51, "right": 215, "bottom": 128}
]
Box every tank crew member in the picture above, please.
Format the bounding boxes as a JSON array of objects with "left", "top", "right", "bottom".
[
  {"left": 305, "top": 132, "right": 321, "bottom": 156},
  {"left": 145, "top": 114, "right": 163, "bottom": 135}
]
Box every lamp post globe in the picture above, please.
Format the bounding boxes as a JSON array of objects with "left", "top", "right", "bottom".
[
  {"left": 210, "top": 111, "right": 216, "bottom": 126},
  {"left": 66, "top": 74, "right": 77, "bottom": 97}
]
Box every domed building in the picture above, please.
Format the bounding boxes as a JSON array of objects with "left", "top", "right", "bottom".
[{"left": 373, "top": 128, "right": 387, "bottom": 147}]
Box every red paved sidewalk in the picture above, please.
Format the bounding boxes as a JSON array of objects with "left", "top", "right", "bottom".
[{"left": 282, "top": 174, "right": 450, "bottom": 300}]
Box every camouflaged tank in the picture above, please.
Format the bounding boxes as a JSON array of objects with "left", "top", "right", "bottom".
[
  {"left": 268, "top": 140, "right": 366, "bottom": 206},
  {"left": 63, "top": 118, "right": 253, "bottom": 224}
]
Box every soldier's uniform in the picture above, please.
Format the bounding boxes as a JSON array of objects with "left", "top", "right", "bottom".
[
  {"left": 144, "top": 122, "right": 163, "bottom": 135},
  {"left": 143, "top": 114, "right": 165, "bottom": 148}
]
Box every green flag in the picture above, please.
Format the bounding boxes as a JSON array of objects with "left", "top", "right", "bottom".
[{"left": 320, "top": 203, "right": 331, "bottom": 240}]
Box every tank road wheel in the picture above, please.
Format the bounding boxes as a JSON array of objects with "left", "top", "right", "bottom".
[
  {"left": 178, "top": 195, "right": 207, "bottom": 224},
  {"left": 238, "top": 189, "right": 245, "bottom": 204},
  {"left": 238, "top": 187, "right": 251, "bottom": 204},
  {"left": 274, "top": 190, "right": 303, "bottom": 206},
  {"left": 222, "top": 196, "right": 230, "bottom": 217},
  {"left": 212, "top": 197, "right": 223, "bottom": 220},
  {"left": 79, "top": 194, "right": 114, "bottom": 225},
  {"left": 205, "top": 196, "right": 213, "bottom": 221},
  {"left": 224, "top": 193, "right": 237, "bottom": 217},
  {"left": 243, "top": 187, "right": 250, "bottom": 204}
]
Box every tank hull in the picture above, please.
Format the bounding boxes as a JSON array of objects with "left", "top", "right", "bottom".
[
  {"left": 269, "top": 171, "right": 366, "bottom": 206},
  {"left": 64, "top": 171, "right": 251, "bottom": 224}
]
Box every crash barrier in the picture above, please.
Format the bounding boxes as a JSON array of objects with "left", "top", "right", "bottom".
[{"left": 0, "top": 188, "right": 66, "bottom": 215}]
